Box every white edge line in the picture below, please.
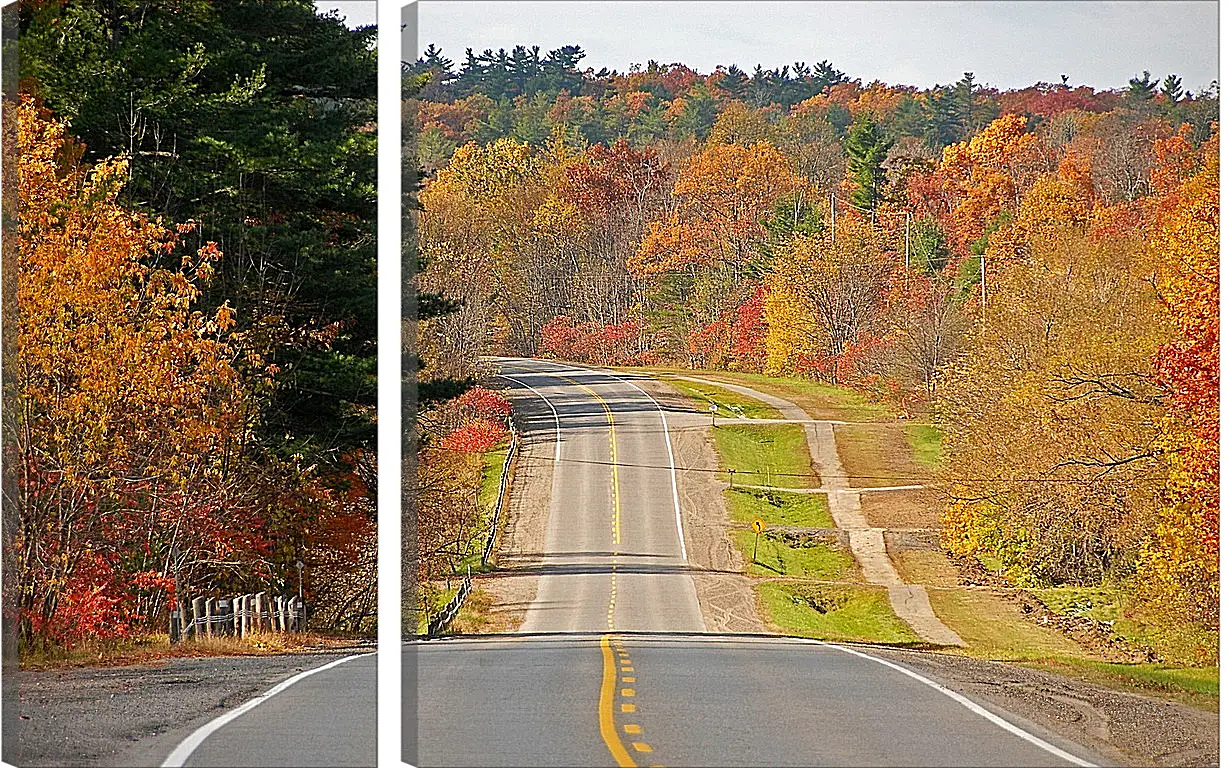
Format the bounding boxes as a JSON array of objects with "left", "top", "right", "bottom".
[
  {"left": 796, "top": 639, "right": 1098, "bottom": 767},
  {"left": 606, "top": 374, "right": 688, "bottom": 564},
  {"left": 160, "top": 652, "right": 375, "bottom": 768},
  {"left": 518, "top": 361, "right": 688, "bottom": 564},
  {"left": 496, "top": 373, "right": 561, "bottom": 463}
]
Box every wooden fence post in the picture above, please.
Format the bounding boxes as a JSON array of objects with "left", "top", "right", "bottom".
[
  {"left": 179, "top": 599, "right": 190, "bottom": 639},
  {"left": 191, "top": 597, "right": 205, "bottom": 640},
  {"left": 169, "top": 608, "right": 180, "bottom": 644},
  {"left": 255, "top": 592, "right": 267, "bottom": 632},
  {"left": 204, "top": 598, "right": 215, "bottom": 637},
  {"left": 217, "top": 598, "right": 231, "bottom": 636}
]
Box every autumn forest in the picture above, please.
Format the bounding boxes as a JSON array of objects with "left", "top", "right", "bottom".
[
  {"left": 11, "top": 1, "right": 377, "bottom": 651},
  {"left": 410, "top": 46, "right": 1218, "bottom": 656}
]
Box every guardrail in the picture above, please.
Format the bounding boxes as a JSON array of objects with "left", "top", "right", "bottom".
[
  {"left": 424, "top": 422, "right": 517, "bottom": 637},
  {"left": 170, "top": 591, "right": 306, "bottom": 644},
  {"left": 481, "top": 425, "right": 518, "bottom": 566},
  {"left": 426, "top": 567, "right": 472, "bottom": 637}
]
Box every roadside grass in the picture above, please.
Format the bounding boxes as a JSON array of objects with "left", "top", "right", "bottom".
[
  {"left": 713, "top": 423, "right": 819, "bottom": 489},
  {"left": 888, "top": 549, "right": 964, "bottom": 587},
  {"left": 458, "top": 441, "right": 511, "bottom": 574},
  {"left": 758, "top": 581, "right": 919, "bottom": 644},
  {"left": 929, "top": 580, "right": 1219, "bottom": 708},
  {"left": 662, "top": 377, "right": 782, "bottom": 419},
  {"left": 731, "top": 530, "right": 855, "bottom": 580},
  {"left": 925, "top": 587, "right": 1091, "bottom": 661},
  {"left": 834, "top": 423, "right": 934, "bottom": 488},
  {"left": 905, "top": 423, "right": 944, "bottom": 470},
  {"left": 685, "top": 370, "right": 895, "bottom": 423},
  {"left": 1029, "top": 586, "right": 1219, "bottom": 668},
  {"left": 478, "top": 444, "right": 508, "bottom": 510},
  {"left": 20, "top": 631, "right": 361, "bottom": 669},
  {"left": 447, "top": 586, "right": 520, "bottom": 635},
  {"left": 726, "top": 487, "right": 833, "bottom": 528}
]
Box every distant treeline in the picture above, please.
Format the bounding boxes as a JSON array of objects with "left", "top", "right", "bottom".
[{"left": 407, "top": 43, "right": 1217, "bottom": 161}]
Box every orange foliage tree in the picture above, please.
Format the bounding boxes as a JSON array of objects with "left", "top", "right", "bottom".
[
  {"left": 1137, "top": 127, "right": 1219, "bottom": 629},
  {"left": 14, "top": 96, "right": 272, "bottom": 644},
  {"left": 632, "top": 141, "right": 803, "bottom": 274}
]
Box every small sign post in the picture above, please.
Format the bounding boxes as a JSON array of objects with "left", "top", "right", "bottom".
[
  {"left": 752, "top": 518, "right": 765, "bottom": 564},
  {"left": 727, "top": 468, "right": 735, "bottom": 488},
  {"left": 709, "top": 403, "right": 719, "bottom": 426}
]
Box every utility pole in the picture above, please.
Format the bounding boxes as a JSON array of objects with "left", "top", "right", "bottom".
[
  {"left": 980, "top": 251, "right": 988, "bottom": 331},
  {"left": 905, "top": 211, "right": 911, "bottom": 271},
  {"left": 830, "top": 192, "right": 836, "bottom": 244}
]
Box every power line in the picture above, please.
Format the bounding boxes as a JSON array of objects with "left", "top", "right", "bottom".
[{"left": 423, "top": 449, "right": 1165, "bottom": 485}]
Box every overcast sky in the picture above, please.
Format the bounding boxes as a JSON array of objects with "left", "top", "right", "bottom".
[
  {"left": 400, "top": 1, "right": 1217, "bottom": 92},
  {"left": 316, "top": 1, "right": 377, "bottom": 28}
]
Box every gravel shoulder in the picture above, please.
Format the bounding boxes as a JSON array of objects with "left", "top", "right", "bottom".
[
  {"left": 870, "top": 646, "right": 1219, "bottom": 768},
  {"left": 11, "top": 647, "right": 369, "bottom": 767}
]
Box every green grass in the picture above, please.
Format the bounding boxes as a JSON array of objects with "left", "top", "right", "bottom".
[
  {"left": 459, "top": 443, "right": 512, "bottom": 574},
  {"left": 732, "top": 530, "right": 854, "bottom": 579},
  {"left": 712, "top": 423, "right": 818, "bottom": 489},
  {"left": 758, "top": 581, "right": 920, "bottom": 644},
  {"left": 905, "top": 423, "right": 943, "bottom": 470},
  {"left": 926, "top": 588, "right": 1090, "bottom": 661},
  {"left": 691, "top": 370, "right": 896, "bottom": 422},
  {"left": 726, "top": 487, "right": 833, "bottom": 528},
  {"left": 478, "top": 445, "right": 508, "bottom": 511},
  {"left": 663, "top": 377, "right": 782, "bottom": 419},
  {"left": 1029, "top": 586, "right": 1219, "bottom": 667}
]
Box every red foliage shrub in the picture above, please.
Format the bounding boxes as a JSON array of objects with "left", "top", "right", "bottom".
[
  {"left": 440, "top": 420, "right": 509, "bottom": 453},
  {"left": 539, "top": 315, "right": 649, "bottom": 365}
]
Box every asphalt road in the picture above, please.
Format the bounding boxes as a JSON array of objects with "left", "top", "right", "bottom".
[
  {"left": 11, "top": 649, "right": 375, "bottom": 767},
  {"left": 172, "top": 652, "right": 377, "bottom": 767},
  {"left": 408, "top": 358, "right": 1107, "bottom": 767}
]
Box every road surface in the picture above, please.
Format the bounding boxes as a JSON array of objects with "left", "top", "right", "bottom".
[
  {"left": 408, "top": 358, "right": 1106, "bottom": 767},
  {"left": 162, "top": 652, "right": 376, "bottom": 768}
]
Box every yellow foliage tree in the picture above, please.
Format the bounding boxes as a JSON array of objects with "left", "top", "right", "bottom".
[{"left": 16, "top": 95, "right": 259, "bottom": 643}]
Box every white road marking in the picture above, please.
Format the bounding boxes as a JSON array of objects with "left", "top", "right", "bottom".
[
  {"left": 515, "top": 361, "right": 688, "bottom": 563},
  {"left": 796, "top": 639, "right": 1098, "bottom": 767},
  {"left": 599, "top": 373, "right": 688, "bottom": 564},
  {"left": 160, "top": 652, "right": 374, "bottom": 768},
  {"left": 496, "top": 373, "right": 562, "bottom": 462}
]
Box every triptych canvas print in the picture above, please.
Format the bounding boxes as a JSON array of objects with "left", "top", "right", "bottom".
[{"left": 1, "top": 1, "right": 1219, "bottom": 766}]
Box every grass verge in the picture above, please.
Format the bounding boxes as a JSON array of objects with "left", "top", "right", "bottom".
[
  {"left": 926, "top": 587, "right": 1091, "bottom": 661},
  {"left": 726, "top": 487, "right": 833, "bottom": 528},
  {"left": 681, "top": 370, "right": 895, "bottom": 423},
  {"left": 713, "top": 423, "right": 818, "bottom": 489},
  {"left": 20, "top": 631, "right": 363, "bottom": 669},
  {"left": 1029, "top": 586, "right": 1219, "bottom": 668},
  {"left": 758, "top": 581, "right": 919, "bottom": 644},
  {"left": 663, "top": 377, "right": 782, "bottom": 419},
  {"left": 732, "top": 530, "right": 854, "bottom": 579},
  {"left": 905, "top": 422, "right": 943, "bottom": 470}
]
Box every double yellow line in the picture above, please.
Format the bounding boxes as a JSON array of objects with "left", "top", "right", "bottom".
[{"left": 558, "top": 375, "right": 658, "bottom": 766}]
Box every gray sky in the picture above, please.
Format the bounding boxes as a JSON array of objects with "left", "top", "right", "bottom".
[
  {"left": 406, "top": 1, "right": 1218, "bottom": 92},
  {"left": 315, "top": 1, "right": 377, "bottom": 28}
]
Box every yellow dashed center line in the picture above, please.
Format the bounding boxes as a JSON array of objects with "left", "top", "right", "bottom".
[{"left": 566, "top": 375, "right": 661, "bottom": 766}]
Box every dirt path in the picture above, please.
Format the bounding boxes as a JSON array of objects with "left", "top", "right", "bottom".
[{"left": 673, "top": 375, "right": 965, "bottom": 647}]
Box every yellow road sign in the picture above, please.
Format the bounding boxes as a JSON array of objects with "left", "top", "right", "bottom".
[{"left": 752, "top": 519, "right": 765, "bottom": 534}]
